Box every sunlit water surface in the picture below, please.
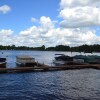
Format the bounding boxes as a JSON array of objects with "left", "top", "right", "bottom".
[{"left": 0, "top": 50, "right": 100, "bottom": 100}]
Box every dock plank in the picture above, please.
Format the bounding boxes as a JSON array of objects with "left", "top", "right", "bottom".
[{"left": 0, "top": 64, "right": 100, "bottom": 73}]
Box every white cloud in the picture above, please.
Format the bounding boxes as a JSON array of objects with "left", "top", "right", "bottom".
[
  {"left": 40, "top": 16, "right": 54, "bottom": 29},
  {"left": 0, "top": 5, "right": 11, "bottom": 14},
  {"left": 0, "top": 23, "right": 100, "bottom": 47},
  {"left": 15, "top": 18, "right": 100, "bottom": 47},
  {"left": 0, "top": 1, "right": 100, "bottom": 47},
  {"left": 60, "top": 0, "right": 100, "bottom": 8},
  {"left": 0, "top": 16, "right": 100, "bottom": 47},
  {"left": 59, "top": 0, "right": 100, "bottom": 28},
  {"left": 0, "top": 29, "right": 14, "bottom": 45},
  {"left": 20, "top": 26, "right": 39, "bottom": 36},
  {"left": 0, "top": 29, "right": 13, "bottom": 36},
  {"left": 60, "top": 7, "right": 100, "bottom": 28}
]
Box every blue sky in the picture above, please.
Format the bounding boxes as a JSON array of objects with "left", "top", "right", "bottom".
[
  {"left": 0, "top": 0, "right": 100, "bottom": 47},
  {"left": 0, "top": 0, "right": 59, "bottom": 32}
]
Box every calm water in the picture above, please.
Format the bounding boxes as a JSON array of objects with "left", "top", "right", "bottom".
[{"left": 0, "top": 50, "right": 100, "bottom": 100}]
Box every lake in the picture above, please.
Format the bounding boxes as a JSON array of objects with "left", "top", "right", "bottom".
[{"left": 0, "top": 50, "right": 100, "bottom": 100}]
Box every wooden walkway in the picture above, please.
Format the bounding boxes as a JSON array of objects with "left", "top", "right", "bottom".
[{"left": 0, "top": 64, "right": 100, "bottom": 73}]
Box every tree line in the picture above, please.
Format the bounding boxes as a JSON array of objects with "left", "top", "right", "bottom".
[{"left": 0, "top": 44, "right": 100, "bottom": 52}]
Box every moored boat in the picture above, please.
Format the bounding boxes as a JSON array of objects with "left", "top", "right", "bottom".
[
  {"left": 73, "top": 55, "right": 100, "bottom": 64},
  {"left": 16, "top": 55, "right": 37, "bottom": 67},
  {"left": 87, "top": 55, "right": 100, "bottom": 64},
  {"left": 0, "top": 58, "right": 6, "bottom": 68},
  {"left": 53, "top": 54, "right": 73, "bottom": 65},
  {"left": 53, "top": 54, "right": 100, "bottom": 65},
  {"left": 54, "top": 54, "right": 73, "bottom": 61}
]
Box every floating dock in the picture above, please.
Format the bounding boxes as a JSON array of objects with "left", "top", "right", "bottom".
[{"left": 0, "top": 64, "right": 100, "bottom": 73}]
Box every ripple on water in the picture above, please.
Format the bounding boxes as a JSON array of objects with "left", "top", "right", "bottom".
[{"left": 0, "top": 69, "right": 100, "bottom": 99}]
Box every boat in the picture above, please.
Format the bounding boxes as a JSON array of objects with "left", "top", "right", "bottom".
[
  {"left": 53, "top": 54, "right": 100, "bottom": 65},
  {"left": 53, "top": 54, "right": 73, "bottom": 65},
  {"left": 87, "top": 55, "right": 100, "bottom": 64},
  {"left": 53, "top": 60, "right": 66, "bottom": 65},
  {"left": 54, "top": 54, "right": 73, "bottom": 61},
  {"left": 73, "top": 55, "right": 100, "bottom": 64},
  {"left": 16, "top": 55, "right": 37, "bottom": 67},
  {"left": 0, "top": 58, "right": 6, "bottom": 68},
  {"left": 73, "top": 55, "right": 86, "bottom": 63}
]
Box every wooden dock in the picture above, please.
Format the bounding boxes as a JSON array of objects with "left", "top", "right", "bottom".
[{"left": 0, "top": 64, "right": 100, "bottom": 73}]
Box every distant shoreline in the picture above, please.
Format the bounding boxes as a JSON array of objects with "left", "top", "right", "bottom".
[
  {"left": 0, "top": 49, "right": 99, "bottom": 52},
  {"left": 0, "top": 44, "right": 100, "bottom": 52}
]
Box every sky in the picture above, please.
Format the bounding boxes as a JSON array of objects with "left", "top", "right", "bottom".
[{"left": 0, "top": 0, "right": 100, "bottom": 47}]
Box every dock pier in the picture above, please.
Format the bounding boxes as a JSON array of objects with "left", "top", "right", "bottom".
[{"left": 0, "top": 64, "right": 100, "bottom": 73}]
